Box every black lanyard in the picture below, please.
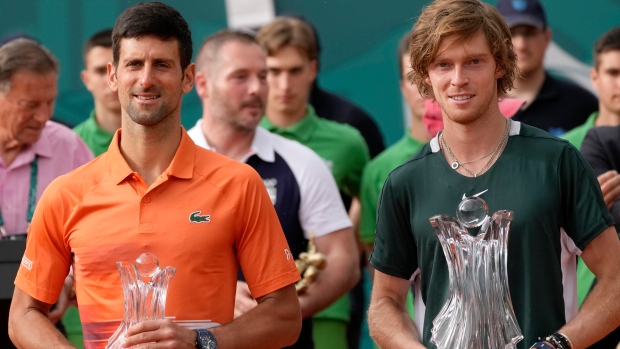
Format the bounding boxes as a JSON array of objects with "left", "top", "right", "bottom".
[{"left": 0, "top": 155, "right": 38, "bottom": 237}]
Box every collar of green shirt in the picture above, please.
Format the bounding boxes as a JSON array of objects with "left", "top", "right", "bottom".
[{"left": 260, "top": 104, "right": 319, "bottom": 143}]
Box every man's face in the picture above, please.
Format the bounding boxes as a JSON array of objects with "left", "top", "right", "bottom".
[
  {"left": 266, "top": 46, "right": 317, "bottom": 116},
  {"left": 198, "top": 41, "right": 268, "bottom": 132},
  {"left": 426, "top": 31, "right": 504, "bottom": 125},
  {"left": 592, "top": 50, "right": 620, "bottom": 117},
  {"left": 510, "top": 25, "right": 550, "bottom": 77},
  {"left": 0, "top": 71, "right": 57, "bottom": 146},
  {"left": 108, "top": 36, "right": 195, "bottom": 127},
  {"left": 400, "top": 54, "right": 425, "bottom": 119},
  {"left": 82, "top": 46, "right": 121, "bottom": 113}
]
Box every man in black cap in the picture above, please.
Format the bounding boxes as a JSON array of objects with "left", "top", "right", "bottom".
[{"left": 496, "top": 0, "right": 598, "bottom": 136}]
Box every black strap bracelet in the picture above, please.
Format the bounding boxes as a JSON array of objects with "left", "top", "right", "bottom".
[{"left": 555, "top": 332, "right": 573, "bottom": 349}]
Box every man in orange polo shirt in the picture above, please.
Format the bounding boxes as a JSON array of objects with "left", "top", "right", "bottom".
[{"left": 8, "top": 3, "right": 302, "bottom": 349}]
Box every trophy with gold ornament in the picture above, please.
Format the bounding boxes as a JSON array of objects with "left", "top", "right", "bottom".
[{"left": 295, "top": 232, "right": 327, "bottom": 293}]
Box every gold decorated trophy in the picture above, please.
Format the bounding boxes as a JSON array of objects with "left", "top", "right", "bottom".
[{"left": 295, "top": 232, "right": 327, "bottom": 293}]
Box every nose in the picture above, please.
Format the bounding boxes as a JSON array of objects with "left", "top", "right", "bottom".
[
  {"left": 511, "top": 35, "right": 526, "bottom": 51},
  {"left": 451, "top": 65, "right": 469, "bottom": 87},
  {"left": 248, "top": 75, "right": 264, "bottom": 95},
  {"left": 277, "top": 73, "right": 291, "bottom": 92},
  {"left": 139, "top": 65, "right": 156, "bottom": 89},
  {"left": 33, "top": 102, "right": 54, "bottom": 123}
]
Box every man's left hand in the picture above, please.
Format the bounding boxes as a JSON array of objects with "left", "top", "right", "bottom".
[{"left": 122, "top": 319, "right": 197, "bottom": 348}]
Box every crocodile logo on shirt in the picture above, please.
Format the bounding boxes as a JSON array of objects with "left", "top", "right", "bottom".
[{"left": 189, "top": 211, "right": 211, "bottom": 223}]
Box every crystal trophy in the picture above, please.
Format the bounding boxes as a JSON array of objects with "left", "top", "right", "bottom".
[
  {"left": 106, "top": 253, "right": 176, "bottom": 349},
  {"left": 429, "top": 197, "right": 523, "bottom": 349}
]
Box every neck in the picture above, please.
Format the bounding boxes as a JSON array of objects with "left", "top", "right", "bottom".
[
  {"left": 594, "top": 109, "right": 620, "bottom": 127},
  {"left": 200, "top": 114, "right": 254, "bottom": 162},
  {"left": 441, "top": 109, "right": 508, "bottom": 176},
  {"left": 119, "top": 116, "right": 181, "bottom": 186},
  {"left": 409, "top": 112, "right": 432, "bottom": 143},
  {"left": 0, "top": 141, "right": 26, "bottom": 167},
  {"left": 94, "top": 104, "right": 122, "bottom": 134},
  {"left": 265, "top": 104, "right": 307, "bottom": 128},
  {"left": 509, "top": 67, "right": 546, "bottom": 107}
]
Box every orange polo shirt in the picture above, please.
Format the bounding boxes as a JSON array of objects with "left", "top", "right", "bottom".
[{"left": 15, "top": 127, "right": 299, "bottom": 349}]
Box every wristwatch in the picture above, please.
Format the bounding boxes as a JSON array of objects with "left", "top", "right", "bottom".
[{"left": 193, "top": 329, "right": 218, "bottom": 349}]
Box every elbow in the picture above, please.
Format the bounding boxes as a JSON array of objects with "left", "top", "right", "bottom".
[
  {"left": 348, "top": 261, "right": 361, "bottom": 290},
  {"left": 282, "top": 304, "right": 302, "bottom": 347}
]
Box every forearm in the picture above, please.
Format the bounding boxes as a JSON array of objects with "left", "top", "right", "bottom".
[
  {"left": 298, "top": 244, "right": 360, "bottom": 318},
  {"left": 559, "top": 269, "right": 620, "bottom": 348},
  {"left": 213, "top": 284, "right": 301, "bottom": 349},
  {"left": 9, "top": 304, "right": 74, "bottom": 349},
  {"left": 368, "top": 295, "right": 424, "bottom": 349}
]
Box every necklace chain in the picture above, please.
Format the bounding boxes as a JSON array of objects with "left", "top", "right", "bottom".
[{"left": 440, "top": 118, "right": 510, "bottom": 178}]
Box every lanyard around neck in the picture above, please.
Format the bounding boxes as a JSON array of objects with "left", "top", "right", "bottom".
[{"left": 0, "top": 155, "right": 38, "bottom": 236}]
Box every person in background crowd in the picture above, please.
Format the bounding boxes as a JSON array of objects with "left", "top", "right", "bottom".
[
  {"left": 9, "top": 3, "right": 302, "bottom": 348},
  {"left": 0, "top": 38, "right": 93, "bottom": 349},
  {"left": 496, "top": 0, "right": 598, "bottom": 136},
  {"left": 258, "top": 16, "right": 370, "bottom": 349},
  {"left": 74, "top": 28, "right": 121, "bottom": 156},
  {"left": 368, "top": 0, "right": 620, "bottom": 348},
  {"left": 189, "top": 29, "right": 359, "bottom": 348}
]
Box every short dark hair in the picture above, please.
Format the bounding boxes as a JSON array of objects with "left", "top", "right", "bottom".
[
  {"left": 196, "top": 29, "right": 259, "bottom": 75},
  {"left": 0, "top": 38, "right": 59, "bottom": 94},
  {"left": 593, "top": 27, "right": 620, "bottom": 70},
  {"left": 112, "top": 2, "right": 193, "bottom": 72},
  {"left": 83, "top": 29, "right": 112, "bottom": 66},
  {"left": 397, "top": 33, "right": 410, "bottom": 80}
]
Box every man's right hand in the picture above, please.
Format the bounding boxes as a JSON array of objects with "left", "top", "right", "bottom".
[
  {"left": 235, "top": 280, "right": 258, "bottom": 318},
  {"left": 597, "top": 170, "right": 620, "bottom": 209}
]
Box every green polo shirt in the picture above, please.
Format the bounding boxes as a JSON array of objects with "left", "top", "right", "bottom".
[
  {"left": 73, "top": 110, "right": 115, "bottom": 156},
  {"left": 561, "top": 112, "right": 598, "bottom": 150},
  {"left": 560, "top": 111, "right": 599, "bottom": 308},
  {"left": 260, "top": 104, "right": 370, "bottom": 198},
  {"left": 261, "top": 105, "right": 369, "bottom": 323},
  {"left": 360, "top": 132, "right": 426, "bottom": 244}
]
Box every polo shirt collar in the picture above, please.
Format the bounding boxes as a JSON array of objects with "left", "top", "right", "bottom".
[
  {"left": 190, "top": 119, "right": 275, "bottom": 163},
  {"left": 107, "top": 126, "right": 195, "bottom": 185},
  {"left": 261, "top": 104, "right": 318, "bottom": 143}
]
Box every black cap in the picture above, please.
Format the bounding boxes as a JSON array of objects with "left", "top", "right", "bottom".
[{"left": 496, "top": 0, "right": 547, "bottom": 30}]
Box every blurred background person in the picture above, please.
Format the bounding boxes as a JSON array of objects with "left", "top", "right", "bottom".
[
  {"left": 0, "top": 38, "right": 92, "bottom": 349},
  {"left": 73, "top": 28, "right": 121, "bottom": 156}
]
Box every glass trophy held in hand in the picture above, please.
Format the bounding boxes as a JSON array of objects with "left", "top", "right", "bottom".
[
  {"left": 106, "top": 253, "right": 176, "bottom": 349},
  {"left": 429, "top": 196, "right": 523, "bottom": 349}
]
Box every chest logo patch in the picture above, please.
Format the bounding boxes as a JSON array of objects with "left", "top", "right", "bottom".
[
  {"left": 263, "top": 178, "right": 278, "bottom": 205},
  {"left": 189, "top": 211, "right": 211, "bottom": 223}
]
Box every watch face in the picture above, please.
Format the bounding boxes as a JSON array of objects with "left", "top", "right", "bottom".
[{"left": 196, "top": 329, "right": 217, "bottom": 349}]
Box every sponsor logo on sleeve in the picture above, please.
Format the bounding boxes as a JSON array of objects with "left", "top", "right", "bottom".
[{"left": 21, "top": 256, "right": 33, "bottom": 270}]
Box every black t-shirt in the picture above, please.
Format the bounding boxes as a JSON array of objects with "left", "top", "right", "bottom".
[{"left": 511, "top": 73, "right": 598, "bottom": 136}]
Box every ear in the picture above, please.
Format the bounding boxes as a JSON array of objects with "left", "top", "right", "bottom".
[
  {"left": 543, "top": 28, "right": 552, "bottom": 48},
  {"left": 590, "top": 66, "right": 600, "bottom": 92},
  {"left": 182, "top": 63, "right": 196, "bottom": 95},
  {"left": 495, "top": 67, "right": 506, "bottom": 80},
  {"left": 195, "top": 71, "right": 209, "bottom": 99},
  {"left": 107, "top": 63, "right": 118, "bottom": 92},
  {"left": 308, "top": 59, "right": 318, "bottom": 82},
  {"left": 80, "top": 70, "right": 91, "bottom": 91}
]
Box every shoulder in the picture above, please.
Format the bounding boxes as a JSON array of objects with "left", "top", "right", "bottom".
[
  {"left": 260, "top": 129, "right": 334, "bottom": 181},
  {"left": 316, "top": 117, "right": 368, "bottom": 149},
  {"left": 193, "top": 145, "right": 264, "bottom": 190},
  {"left": 40, "top": 121, "right": 91, "bottom": 153},
  {"left": 546, "top": 75, "right": 597, "bottom": 100}
]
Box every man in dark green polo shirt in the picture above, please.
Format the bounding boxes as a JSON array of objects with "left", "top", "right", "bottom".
[
  {"left": 73, "top": 29, "right": 121, "bottom": 156},
  {"left": 258, "top": 17, "right": 369, "bottom": 349}
]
